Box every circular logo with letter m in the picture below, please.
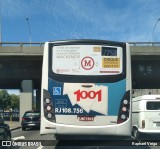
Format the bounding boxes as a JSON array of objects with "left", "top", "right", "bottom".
[{"left": 81, "top": 56, "right": 94, "bottom": 70}]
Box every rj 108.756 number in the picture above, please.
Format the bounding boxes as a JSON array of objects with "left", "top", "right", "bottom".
[{"left": 55, "top": 108, "right": 83, "bottom": 114}]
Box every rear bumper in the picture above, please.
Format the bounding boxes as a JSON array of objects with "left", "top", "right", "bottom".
[
  {"left": 138, "top": 129, "right": 160, "bottom": 134},
  {"left": 40, "top": 116, "right": 131, "bottom": 136},
  {"left": 56, "top": 123, "right": 131, "bottom": 136},
  {"left": 21, "top": 122, "right": 40, "bottom": 127},
  {"left": 56, "top": 134, "right": 130, "bottom": 140}
]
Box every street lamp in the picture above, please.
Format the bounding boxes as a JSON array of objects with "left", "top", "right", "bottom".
[
  {"left": 151, "top": 18, "right": 160, "bottom": 44},
  {"left": 26, "top": 18, "right": 32, "bottom": 46}
]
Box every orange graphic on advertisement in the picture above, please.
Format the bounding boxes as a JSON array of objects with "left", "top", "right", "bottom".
[
  {"left": 93, "top": 47, "right": 101, "bottom": 52},
  {"left": 102, "top": 58, "right": 120, "bottom": 68}
]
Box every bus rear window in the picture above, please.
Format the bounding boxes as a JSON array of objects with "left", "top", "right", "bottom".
[
  {"left": 52, "top": 45, "right": 123, "bottom": 76},
  {"left": 146, "top": 101, "right": 160, "bottom": 110}
]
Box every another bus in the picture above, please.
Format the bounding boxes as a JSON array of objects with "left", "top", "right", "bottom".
[{"left": 40, "top": 39, "right": 132, "bottom": 137}]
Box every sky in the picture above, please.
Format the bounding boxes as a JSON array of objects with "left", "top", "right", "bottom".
[
  {"left": 1, "top": 0, "right": 160, "bottom": 43},
  {"left": 1, "top": 0, "right": 160, "bottom": 94}
]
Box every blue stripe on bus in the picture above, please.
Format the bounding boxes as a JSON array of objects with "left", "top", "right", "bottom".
[
  {"left": 48, "top": 78, "right": 126, "bottom": 116},
  {"left": 96, "top": 79, "right": 126, "bottom": 115}
]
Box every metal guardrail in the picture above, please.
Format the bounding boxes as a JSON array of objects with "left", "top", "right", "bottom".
[
  {"left": 0, "top": 42, "right": 44, "bottom": 47},
  {"left": 1, "top": 42, "right": 160, "bottom": 46},
  {"left": 128, "top": 42, "right": 160, "bottom": 46}
]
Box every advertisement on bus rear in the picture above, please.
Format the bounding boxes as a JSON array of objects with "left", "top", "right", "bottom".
[{"left": 52, "top": 45, "right": 123, "bottom": 75}]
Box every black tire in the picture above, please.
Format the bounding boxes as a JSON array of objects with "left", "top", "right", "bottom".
[
  {"left": 5, "top": 132, "right": 11, "bottom": 140},
  {"left": 3, "top": 132, "right": 11, "bottom": 149},
  {"left": 133, "top": 127, "right": 140, "bottom": 140},
  {"left": 22, "top": 127, "right": 26, "bottom": 131}
]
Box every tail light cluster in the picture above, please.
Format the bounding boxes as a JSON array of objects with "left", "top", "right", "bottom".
[
  {"left": 117, "top": 91, "right": 130, "bottom": 124},
  {"left": 43, "top": 89, "right": 56, "bottom": 122},
  {"left": 22, "top": 117, "right": 26, "bottom": 121}
]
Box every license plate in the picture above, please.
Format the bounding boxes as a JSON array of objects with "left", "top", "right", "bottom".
[
  {"left": 78, "top": 116, "right": 94, "bottom": 121},
  {"left": 28, "top": 124, "right": 35, "bottom": 126}
]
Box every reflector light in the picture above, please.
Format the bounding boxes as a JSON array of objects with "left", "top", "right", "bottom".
[
  {"left": 142, "top": 120, "right": 145, "bottom": 129},
  {"left": 117, "top": 119, "right": 124, "bottom": 124}
]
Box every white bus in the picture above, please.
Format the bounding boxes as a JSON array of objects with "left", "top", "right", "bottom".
[
  {"left": 132, "top": 95, "right": 160, "bottom": 139},
  {"left": 40, "top": 40, "right": 132, "bottom": 138}
]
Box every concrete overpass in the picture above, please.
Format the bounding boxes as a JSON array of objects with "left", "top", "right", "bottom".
[
  {"left": 1, "top": 42, "right": 160, "bottom": 118},
  {"left": 1, "top": 42, "right": 160, "bottom": 89}
]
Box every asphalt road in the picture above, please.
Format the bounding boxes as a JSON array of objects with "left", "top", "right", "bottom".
[{"left": 6, "top": 128, "right": 160, "bottom": 149}]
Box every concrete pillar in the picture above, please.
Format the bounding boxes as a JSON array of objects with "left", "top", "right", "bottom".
[
  {"left": 36, "top": 90, "right": 41, "bottom": 111},
  {"left": 20, "top": 80, "right": 33, "bottom": 121}
]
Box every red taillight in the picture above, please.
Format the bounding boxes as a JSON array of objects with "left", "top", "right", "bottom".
[
  {"left": 22, "top": 118, "right": 26, "bottom": 121},
  {"left": 117, "top": 91, "right": 130, "bottom": 124},
  {"left": 43, "top": 89, "right": 56, "bottom": 122},
  {"left": 117, "top": 119, "right": 124, "bottom": 124}
]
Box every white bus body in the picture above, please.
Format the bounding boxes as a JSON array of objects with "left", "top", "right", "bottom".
[
  {"left": 40, "top": 40, "right": 132, "bottom": 138},
  {"left": 132, "top": 95, "right": 160, "bottom": 138}
]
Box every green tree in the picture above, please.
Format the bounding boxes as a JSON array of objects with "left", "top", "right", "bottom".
[
  {"left": 0, "top": 90, "right": 11, "bottom": 111},
  {"left": 10, "top": 94, "right": 20, "bottom": 111}
]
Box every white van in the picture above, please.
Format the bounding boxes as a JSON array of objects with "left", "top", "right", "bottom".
[{"left": 132, "top": 95, "right": 160, "bottom": 139}]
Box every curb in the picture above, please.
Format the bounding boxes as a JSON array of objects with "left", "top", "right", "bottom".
[{"left": 11, "top": 127, "right": 21, "bottom": 131}]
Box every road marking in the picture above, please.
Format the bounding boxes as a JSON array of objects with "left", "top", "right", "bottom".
[
  {"left": 37, "top": 143, "right": 43, "bottom": 149},
  {"left": 12, "top": 136, "right": 25, "bottom": 140}
]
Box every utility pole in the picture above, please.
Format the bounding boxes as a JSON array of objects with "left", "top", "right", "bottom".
[
  {"left": 151, "top": 18, "right": 160, "bottom": 44},
  {"left": 0, "top": 0, "right": 2, "bottom": 44},
  {"left": 26, "top": 18, "right": 32, "bottom": 46}
]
